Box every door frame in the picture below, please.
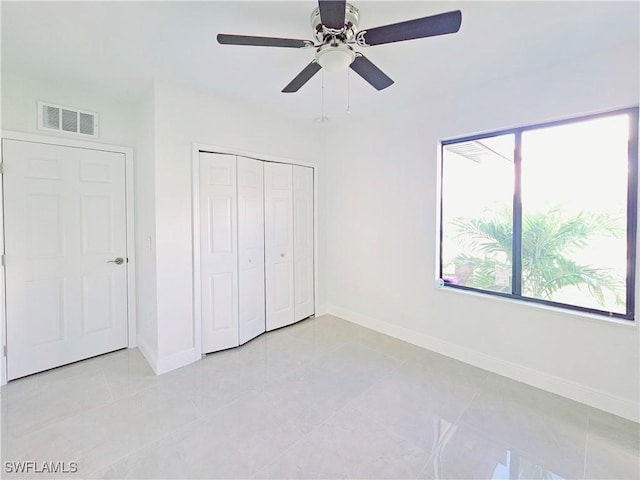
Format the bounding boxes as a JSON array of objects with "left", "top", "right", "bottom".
[
  {"left": 191, "top": 143, "right": 318, "bottom": 359},
  {"left": 0, "top": 130, "right": 137, "bottom": 386}
]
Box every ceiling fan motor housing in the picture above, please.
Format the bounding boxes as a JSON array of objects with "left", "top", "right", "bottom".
[{"left": 310, "top": 3, "right": 360, "bottom": 43}]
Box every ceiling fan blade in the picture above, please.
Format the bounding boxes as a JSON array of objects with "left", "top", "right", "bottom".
[
  {"left": 217, "top": 34, "right": 312, "bottom": 48},
  {"left": 350, "top": 54, "right": 394, "bottom": 91},
  {"left": 318, "top": 0, "right": 346, "bottom": 30},
  {"left": 282, "top": 61, "right": 322, "bottom": 93},
  {"left": 358, "top": 10, "right": 462, "bottom": 46}
]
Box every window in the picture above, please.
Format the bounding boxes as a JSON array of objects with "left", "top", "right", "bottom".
[{"left": 440, "top": 108, "right": 638, "bottom": 320}]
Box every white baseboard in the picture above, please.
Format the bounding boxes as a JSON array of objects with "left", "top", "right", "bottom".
[
  {"left": 156, "top": 347, "right": 198, "bottom": 375},
  {"left": 136, "top": 334, "right": 159, "bottom": 375},
  {"left": 136, "top": 334, "right": 199, "bottom": 376},
  {"left": 326, "top": 304, "right": 639, "bottom": 423}
]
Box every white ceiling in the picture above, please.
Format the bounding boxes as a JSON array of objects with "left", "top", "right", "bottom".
[{"left": 2, "top": 1, "right": 638, "bottom": 122}]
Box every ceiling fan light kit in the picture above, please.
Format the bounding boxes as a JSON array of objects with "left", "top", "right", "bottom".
[
  {"left": 315, "top": 44, "right": 355, "bottom": 72},
  {"left": 217, "top": 1, "right": 462, "bottom": 93}
]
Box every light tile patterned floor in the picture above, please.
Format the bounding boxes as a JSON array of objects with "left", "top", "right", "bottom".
[{"left": 1, "top": 314, "right": 638, "bottom": 479}]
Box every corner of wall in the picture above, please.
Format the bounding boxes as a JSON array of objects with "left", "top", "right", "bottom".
[
  {"left": 325, "top": 304, "right": 640, "bottom": 423},
  {"left": 135, "top": 333, "right": 159, "bottom": 375},
  {"left": 136, "top": 331, "right": 198, "bottom": 376},
  {"left": 155, "top": 348, "right": 199, "bottom": 375},
  {"left": 133, "top": 80, "right": 159, "bottom": 374}
]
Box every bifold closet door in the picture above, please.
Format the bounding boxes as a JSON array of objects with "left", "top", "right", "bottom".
[
  {"left": 237, "top": 156, "right": 266, "bottom": 345},
  {"left": 293, "top": 165, "right": 315, "bottom": 321},
  {"left": 199, "top": 152, "right": 239, "bottom": 353},
  {"left": 264, "top": 162, "right": 295, "bottom": 331}
]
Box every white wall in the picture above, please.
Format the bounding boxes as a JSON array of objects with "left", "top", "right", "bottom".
[
  {"left": 0, "top": 71, "right": 142, "bottom": 382},
  {"left": 2, "top": 32, "right": 637, "bottom": 423},
  {"left": 133, "top": 85, "right": 159, "bottom": 367},
  {"left": 321, "top": 42, "right": 640, "bottom": 421},
  {"left": 151, "top": 81, "right": 322, "bottom": 372},
  {"left": 1, "top": 71, "right": 137, "bottom": 147}
]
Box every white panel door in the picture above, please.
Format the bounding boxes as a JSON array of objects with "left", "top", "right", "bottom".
[
  {"left": 237, "top": 157, "right": 265, "bottom": 345},
  {"left": 293, "top": 165, "right": 315, "bottom": 321},
  {"left": 3, "top": 139, "right": 128, "bottom": 380},
  {"left": 199, "top": 152, "right": 239, "bottom": 353},
  {"left": 264, "top": 162, "right": 294, "bottom": 331}
]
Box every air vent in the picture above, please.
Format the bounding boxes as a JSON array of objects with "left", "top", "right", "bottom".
[{"left": 37, "top": 101, "right": 98, "bottom": 138}]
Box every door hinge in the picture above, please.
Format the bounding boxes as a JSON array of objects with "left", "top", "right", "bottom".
[
  {"left": 0, "top": 162, "right": 4, "bottom": 175},
  {"left": 3, "top": 345, "right": 6, "bottom": 357},
  {"left": 1, "top": 254, "right": 5, "bottom": 267}
]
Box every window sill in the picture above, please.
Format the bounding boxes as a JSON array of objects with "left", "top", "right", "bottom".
[{"left": 437, "top": 284, "right": 637, "bottom": 327}]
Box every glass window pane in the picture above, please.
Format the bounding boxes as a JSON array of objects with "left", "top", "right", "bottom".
[
  {"left": 442, "top": 134, "right": 515, "bottom": 292},
  {"left": 521, "top": 114, "right": 629, "bottom": 314}
]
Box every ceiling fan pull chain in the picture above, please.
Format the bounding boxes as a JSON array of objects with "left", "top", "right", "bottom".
[
  {"left": 347, "top": 68, "right": 351, "bottom": 114},
  {"left": 321, "top": 70, "right": 325, "bottom": 120}
]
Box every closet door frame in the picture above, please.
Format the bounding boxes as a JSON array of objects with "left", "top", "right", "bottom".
[{"left": 191, "top": 143, "right": 318, "bottom": 359}]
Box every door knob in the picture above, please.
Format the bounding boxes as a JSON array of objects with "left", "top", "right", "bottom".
[{"left": 107, "top": 257, "right": 125, "bottom": 265}]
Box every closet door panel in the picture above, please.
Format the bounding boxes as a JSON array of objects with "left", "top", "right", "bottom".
[
  {"left": 293, "top": 165, "right": 315, "bottom": 320},
  {"left": 200, "top": 152, "right": 239, "bottom": 353},
  {"left": 237, "top": 156, "right": 265, "bottom": 344},
  {"left": 264, "top": 162, "right": 294, "bottom": 331}
]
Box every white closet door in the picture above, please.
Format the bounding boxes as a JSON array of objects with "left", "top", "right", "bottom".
[
  {"left": 3, "top": 140, "right": 128, "bottom": 380},
  {"left": 200, "top": 152, "right": 239, "bottom": 353},
  {"left": 264, "top": 162, "right": 294, "bottom": 331},
  {"left": 237, "top": 156, "right": 265, "bottom": 345},
  {"left": 293, "top": 165, "right": 315, "bottom": 321}
]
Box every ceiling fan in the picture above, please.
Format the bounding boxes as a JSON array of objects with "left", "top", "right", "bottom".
[{"left": 217, "top": 0, "right": 462, "bottom": 93}]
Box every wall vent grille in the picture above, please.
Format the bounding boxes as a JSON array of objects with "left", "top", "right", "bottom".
[{"left": 37, "top": 101, "right": 99, "bottom": 138}]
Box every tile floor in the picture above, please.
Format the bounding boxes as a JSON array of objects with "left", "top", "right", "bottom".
[{"left": 1, "top": 314, "right": 638, "bottom": 479}]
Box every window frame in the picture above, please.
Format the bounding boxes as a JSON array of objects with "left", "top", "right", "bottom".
[{"left": 439, "top": 107, "right": 639, "bottom": 321}]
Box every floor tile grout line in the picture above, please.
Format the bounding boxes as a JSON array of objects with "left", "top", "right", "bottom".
[
  {"left": 249, "top": 394, "right": 366, "bottom": 479},
  {"left": 256, "top": 332, "right": 487, "bottom": 479},
  {"left": 4, "top": 380, "right": 125, "bottom": 443},
  {"left": 415, "top": 371, "right": 489, "bottom": 479},
  {"left": 92, "top": 326, "right": 472, "bottom": 475},
  {"left": 348, "top": 399, "right": 438, "bottom": 478},
  {"left": 71, "top": 376, "right": 258, "bottom": 478},
  {"left": 4, "top": 353, "right": 185, "bottom": 444},
  {"left": 212, "top": 358, "right": 362, "bottom": 478},
  {"left": 81, "top": 410, "right": 215, "bottom": 479},
  {"left": 99, "top": 370, "right": 117, "bottom": 406},
  {"left": 248, "top": 421, "right": 322, "bottom": 478},
  {"left": 4, "top": 316, "right": 626, "bottom": 480}
]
